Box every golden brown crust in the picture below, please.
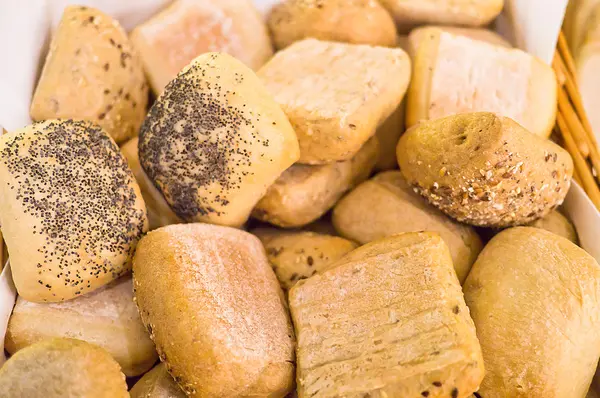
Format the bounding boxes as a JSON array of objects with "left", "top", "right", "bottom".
[
  {"left": 464, "top": 227, "right": 600, "bottom": 397},
  {"left": 527, "top": 210, "right": 579, "bottom": 244},
  {"left": 0, "top": 120, "right": 148, "bottom": 302},
  {"left": 397, "top": 113, "right": 574, "bottom": 227},
  {"left": 252, "top": 136, "right": 378, "bottom": 228},
  {"left": 133, "top": 223, "right": 295, "bottom": 397},
  {"left": 289, "top": 232, "right": 484, "bottom": 397},
  {"left": 0, "top": 338, "right": 128, "bottom": 398},
  {"left": 130, "top": 363, "right": 186, "bottom": 398},
  {"left": 332, "top": 171, "right": 482, "bottom": 283},
  {"left": 30, "top": 6, "right": 148, "bottom": 144},
  {"left": 268, "top": 0, "right": 397, "bottom": 50}
]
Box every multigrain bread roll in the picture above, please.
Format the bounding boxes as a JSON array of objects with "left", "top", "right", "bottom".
[
  {"left": 133, "top": 224, "right": 295, "bottom": 397},
  {"left": 251, "top": 228, "right": 358, "bottom": 289},
  {"left": 5, "top": 276, "right": 157, "bottom": 377},
  {"left": 527, "top": 209, "right": 579, "bottom": 244},
  {"left": 397, "top": 113, "right": 574, "bottom": 227},
  {"left": 463, "top": 227, "right": 600, "bottom": 397},
  {"left": 258, "top": 38, "right": 410, "bottom": 164},
  {"left": 121, "top": 137, "right": 181, "bottom": 230},
  {"left": 130, "top": 363, "right": 186, "bottom": 398},
  {"left": 0, "top": 338, "right": 128, "bottom": 398},
  {"left": 138, "top": 52, "right": 300, "bottom": 227},
  {"left": 130, "top": 0, "right": 272, "bottom": 94},
  {"left": 332, "top": 171, "right": 482, "bottom": 283},
  {"left": 375, "top": 102, "right": 405, "bottom": 171},
  {"left": 378, "top": 0, "right": 503, "bottom": 32},
  {"left": 407, "top": 30, "right": 557, "bottom": 138},
  {"left": 252, "top": 136, "right": 379, "bottom": 228},
  {"left": 289, "top": 232, "right": 484, "bottom": 397},
  {"left": 0, "top": 120, "right": 148, "bottom": 302},
  {"left": 30, "top": 6, "right": 148, "bottom": 144},
  {"left": 267, "top": 0, "right": 397, "bottom": 50}
]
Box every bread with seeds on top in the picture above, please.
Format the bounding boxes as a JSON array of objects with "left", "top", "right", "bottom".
[
  {"left": 30, "top": 6, "right": 148, "bottom": 144},
  {"left": 138, "top": 52, "right": 300, "bottom": 227},
  {"left": 397, "top": 112, "right": 573, "bottom": 227},
  {"left": 0, "top": 120, "right": 148, "bottom": 302}
]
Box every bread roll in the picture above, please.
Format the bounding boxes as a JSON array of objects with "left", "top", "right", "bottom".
[
  {"left": 565, "top": 0, "right": 600, "bottom": 55},
  {"left": 0, "top": 338, "right": 128, "bottom": 398},
  {"left": 138, "top": 52, "right": 300, "bottom": 227},
  {"left": 267, "top": 0, "right": 397, "bottom": 50},
  {"left": 397, "top": 113, "right": 574, "bottom": 227},
  {"left": 406, "top": 30, "right": 556, "bottom": 138},
  {"left": 252, "top": 136, "right": 378, "bottom": 228},
  {"left": 252, "top": 228, "right": 358, "bottom": 289},
  {"left": 463, "top": 227, "right": 600, "bottom": 397},
  {"left": 130, "top": 0, "right": 272, "bottom": 94},
  {"left": 130, "top": 363, "right": 186, "bottom": 398},
  {"left": 5, "top": 276, "right": 156, "bottom": 377},
  {"left": 0, "top": 120, "right": 148, "bottom": 302},
  {"left": 289, "top": 232, "right": 484, "bottom": 397},
  {"left": 527, "top": 209, "right": 579, "bottom": 244},
  {"left": 121, "top": 137, "right": 181, "bottom": 230},
  {"left": 332, "top": 171, "right": 482, "bottom": 283},
  {"left": 378, "top": 0, "right": 503, "bottom": 32},
  {"left": 30, "top": 6, "right": 148, "bottom": 144},
  {"left": 258, "top": 38, "right": 410, "bottom": 164},
  {"left": 133, "top": 223, "right": 295, "bottom": 397},
  {"left": 375, "top": 101, "right": 405, "bottom": 171}
]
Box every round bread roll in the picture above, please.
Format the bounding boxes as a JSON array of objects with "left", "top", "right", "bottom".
[
  {"left": 464, "top": 227, "right": 600, "bottom": 396},
  {"left": 0, "top": 120, "right": 148, "bottom": 302},
  {"left": 332, "top": 171, "right": 482, "bottom": 283},
  {"left": 0, "top": 338, "right": 128, "bottom": 398},
  {"left": 527, "top": 209, "right": 579, "bottom": 244},
  {"left": 268, "top": 0, "right": 397, "bottom": 50},
  {"left": 130, "top": 363, "right": 186, "bottom": 398},
  {"left": 252, "top": 228, "right": 358, "bottom": 289},
  {"left": 133, "top": 223, "right": 295, "bottom": 397},
  {"left": 397, "top": 112, "right": 574, "bottom": 227},
  {"left": 138, "top": 52, "right": 300, "bottom": 227},
  {"left": 30, "top": 6, "right": 148, "bottom": 144},
  {"left": 5, "top": 276, "right": 157, "bottom": 377}
]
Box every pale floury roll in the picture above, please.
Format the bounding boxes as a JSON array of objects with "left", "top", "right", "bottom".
[
  {"left": 0, "top": 120, "right": 148, "bottom": 302},
  {"left": 464, "top": 227, "right": 600, "bottom": 397},
  {"left": 133, "top": 224, "right": 295, "bottom": 397},
  {"left": 30, "top": 6, "right": 148, "bottom": 144},
  {"left": 138, "top": 52, "right": 300, "bottom": 227}
]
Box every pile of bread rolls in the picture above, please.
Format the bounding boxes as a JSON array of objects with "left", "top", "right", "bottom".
[{"left": 0, "top": 1, "right": 598, "bottom": 397}]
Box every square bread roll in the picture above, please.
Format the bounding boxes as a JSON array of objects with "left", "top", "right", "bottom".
[
  {"left": 258, "top": 38, "right": 410, "bottom": 164},
  {"left": 30, "top": 6, "right": 148, "bottom": 144},
  {"left": 252, "top": 136, "right": 378, "bottom": 228},
  {"left": 407, "top": 30, "right": 557, "bottom": 138},
  {"left": 130, "top": 0, "right": 273, "bottom": 94},
  {"left": 289, "top": 232, "right": 484, "bottom": 397},
  {"left": 0, "top": 120, "right": 148, "bottom": 302},
  {"left": 138, "top": 52, "right": 300, "bottom": 227}
]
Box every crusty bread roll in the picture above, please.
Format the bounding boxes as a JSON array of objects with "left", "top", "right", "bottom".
[
  {"left": 252, "top": 136, "right": 378, "bottom": 228},
  {"left": 121, "top": 137, "right": 181, "bottom": 230},
  {"left": 258, "top": 38, "right": 410, "bottom": 164},
  {"left": 133, "top": 223, "right": 295, "bottom": 397},
  {"left": 527, "top": 209, "right": 579, "bottom": 244},
  {"left": 565, "top": 0, "right": 600, "bottom": 56},
  {"left": 375, "top": 102, "right": 405, "bottom": 171},
  {"left": 0, "top": 120, "right": 148, "bottom": 302},
  {"left": 138, "top": 52, "right": 300, "bottom": 227},
  {"left": 464, "top": 227, "right": 600, "bottom": 397},
  {"left": 397, "top": 113, "right": 574, "bottom": 227},
  {"left": 267, "top": 0, "right": 397, "bottom": 50},
  {"left": 407, "top": 30, "right": 557, "bottom": 138},
  {"left": 332, "top": 171, "right": 482, "bottom": 283},
  {"left": 5, "top": 276, "right": 157, "bottom": 377},
  {"left": 289, "top": 232, "right": 484, "bottom": 397},
  {"left": 252, "top": 228, "right": 358, "bottom": 289},
  {"left": 130, "top": 363, "right": 186, "bottom": 398},
  {"left": 30, "top": 6, "right": 148, "bottom": 144},
  {"left": 130, "top": 0, "right": 272, "bottom": 94},
  {"left": 0, "top": 338, "right": 128, "bottom": 398},
  {"left": 378, "top": 0, "right": 503, "bottom": 32}
]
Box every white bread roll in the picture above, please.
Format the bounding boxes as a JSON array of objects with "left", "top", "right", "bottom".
[{"left": 130, "top": 363, "right": 186, "bottom": 398}]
